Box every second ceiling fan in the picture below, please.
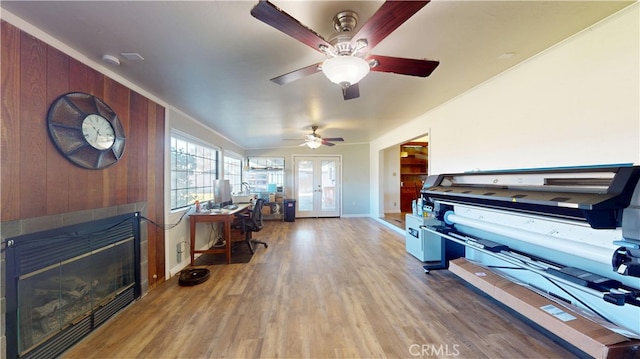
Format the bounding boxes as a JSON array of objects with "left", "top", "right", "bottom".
[
  {"left": 250, "top": 0, "right": 440, "bottom": 100},
  {"left": 299, "top": 126, "right": 344, "bottom": 149}
]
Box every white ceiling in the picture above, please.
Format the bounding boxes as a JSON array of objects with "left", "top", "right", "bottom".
[{"left": 1, "top": 1, "right": 633, "bottom": 149}]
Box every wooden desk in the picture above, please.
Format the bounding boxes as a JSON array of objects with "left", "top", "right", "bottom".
[{"left": 189, "top": 203, "right": 252, "bottom": 265}]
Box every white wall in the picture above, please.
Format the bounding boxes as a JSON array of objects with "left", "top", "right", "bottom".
[
  {"left": 370, "top": 4, "right": 639, "bottom": 217},
  {"left": 383, "top": 146, "right": 401, "bottom": 213}
]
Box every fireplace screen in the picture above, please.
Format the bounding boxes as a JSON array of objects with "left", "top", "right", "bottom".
[{"left": 6, "top": 213, "right": 140, "bottom": 359}]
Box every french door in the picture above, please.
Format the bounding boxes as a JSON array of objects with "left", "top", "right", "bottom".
[{"left": 294, "top": 156, "right": 341, "bottom": 218}]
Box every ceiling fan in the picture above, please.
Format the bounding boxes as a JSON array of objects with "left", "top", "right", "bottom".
[
  {"left": 298, "top": 126, "right": 344, "bottom": 149},
  {"left": 250, "top": 0, "right": 440, "bottom": 100}
]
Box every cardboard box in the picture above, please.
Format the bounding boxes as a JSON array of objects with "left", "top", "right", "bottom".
[
  {"left": 261, "top": 205, "right": 271, "bottom": 216},
  {"left": 449, "top": 258, "right": 640, "bottom": 359}
]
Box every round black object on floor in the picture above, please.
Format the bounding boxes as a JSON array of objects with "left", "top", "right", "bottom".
[{"left": 178, "top": 268, "right": 210, "bottom": 286}]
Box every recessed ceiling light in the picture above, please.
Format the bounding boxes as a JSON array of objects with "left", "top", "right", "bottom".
[
  {"left": 120, "top": 52, "right": 144, "bottom": 61},
  {"left": 498, "top": 52, "right": 516, "bottom": 59},
  {"left": 101, "top": 54, "right": 120, "bottom": 66}
]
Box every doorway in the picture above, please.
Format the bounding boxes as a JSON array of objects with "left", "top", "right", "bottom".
[
  {"left": 400, "top": 141, "right": 428, "bottom": 212},
  {"left": 294, "top": 156, "right": 341, "bottom": 218},
  {"left": 382, "top": 133, "right": 429, "bottom": 229}
]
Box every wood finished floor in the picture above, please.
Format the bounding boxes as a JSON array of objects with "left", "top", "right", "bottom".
[
  {"left": 380, "top": 213, "right": 408, "bottom": 231},
  {"left": 63, "top": 217, "right": 576, "bottom": 359}
]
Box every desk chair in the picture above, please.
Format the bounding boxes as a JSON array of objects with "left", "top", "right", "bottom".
[{"left": 233, "top": 199, "right": 268, "bottom": 254}]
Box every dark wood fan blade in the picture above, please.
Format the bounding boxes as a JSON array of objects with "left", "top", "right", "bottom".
[
  {"left": 322, "top": 141, "right": 336, "bottom": 147},
  {"left": 351, "top": 1, "right": 430, "bottom": 50},
  {"left": 368, "top": 55, "right": 439, "bottom": 77},
  {"left": 322, "top": 137, "right": 344, "bottom": 142},
  {"left": 270, "top": 63, "right": 322, "bottom": 85},
  {"left": 251, "top": 0, "right": 332, "bottom": 53},
  {"left": 342, "top": 83, "right": 360, "bottom": 100}
]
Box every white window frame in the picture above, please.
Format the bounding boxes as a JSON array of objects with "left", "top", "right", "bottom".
[
  {"left": 223, "top": 150, "right": 243, "bottom": 194},
  {"left": 245, "top": 157, "right": 285, "bottom": 194},
  {"left": 169, "top": 130, "right": 219, "bottom": 210}
]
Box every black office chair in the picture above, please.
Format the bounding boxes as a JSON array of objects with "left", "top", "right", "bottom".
[{"left": 233, "top": 198, "right": 268, "bottom": 254}]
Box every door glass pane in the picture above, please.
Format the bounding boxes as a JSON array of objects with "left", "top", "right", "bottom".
[
  {"left": 297, "top": 160, "right": 313, "bottom": 211},
  {"left": 321, "top": 160, "right": 336, "bottom": 211}
]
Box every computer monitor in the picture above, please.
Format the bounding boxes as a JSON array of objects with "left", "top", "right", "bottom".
[{"left": 213, "top": 179, "right": 232, "bottom": 207}]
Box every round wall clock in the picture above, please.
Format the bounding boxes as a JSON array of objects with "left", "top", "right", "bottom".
[{"left": 47, "top": 92, "right": 126, "bottom": 169}]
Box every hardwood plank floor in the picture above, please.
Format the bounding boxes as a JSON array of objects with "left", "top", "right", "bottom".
[
  {"left": 381, "top": 212, "right": 408, "bottom": 230},
  {"left": 63, "top": 218, "right": 577, "bottom": 359}
]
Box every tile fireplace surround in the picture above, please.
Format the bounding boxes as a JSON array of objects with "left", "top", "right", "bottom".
[{"left": 0, "top": 202, "right": 150, "bottom": 358}]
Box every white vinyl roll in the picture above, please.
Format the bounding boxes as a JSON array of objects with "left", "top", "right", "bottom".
[{"left": 444, "top": 211, "right": 614, "bottom": 265}]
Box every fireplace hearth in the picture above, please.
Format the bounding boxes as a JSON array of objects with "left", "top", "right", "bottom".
[{"left": 5, "top": 212, "right": 141, "bottom": 359}]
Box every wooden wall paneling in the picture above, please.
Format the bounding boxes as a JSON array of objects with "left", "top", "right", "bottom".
[
  {"left": 45, "top": 45, "right": 70, "bottom": 215},
  {"left": 145, "top": 101, "right": 157, "bottom": 211},
  {"left": 146, "top": 103, "right": 158, "bottom": 288},
  {"left": 84, "top": 68, "right": 105, "bottom": 208},
  {"left": 19, "top": 32, "right": 47, "bottom": 219},
  {"left": 1, "top": 20, "right": 21, "bottom": 221},
  {"left": 3, "top": 21, "right": 168, "bottom": 287},
  {"left": 102, "top": 78, "right": 129, "bottom": 207},
  {"left": 143, "top": 104, "right": 166, "bottom": 287},
  {"left": 127, "top": 91, "right": 148, "bottom": 203},
  {"left": 159, "top": 105, "right": 166, "bottom": 285},
  {"left": 152, "top": 105, "right": 166, "bottom": 286},
  {"left": 67, "top": 58, "right": 90, "bottom": 212}
]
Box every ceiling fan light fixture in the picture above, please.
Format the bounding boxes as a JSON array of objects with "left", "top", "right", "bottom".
[
  {"left": 306, "top": 140, "right": 322, "bottom": 149},
  {"left": 322, "top": 56, "right": 370, "bottom": 88}
]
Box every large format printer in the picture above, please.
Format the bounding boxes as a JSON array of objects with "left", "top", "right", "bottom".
[{"left": 420, "top": 165, "right": 640, "bottom": 344}]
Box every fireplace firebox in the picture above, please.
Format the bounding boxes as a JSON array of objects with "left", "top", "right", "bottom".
[{"left": 5, "top": 213, "right": 141, "bottom": 358}]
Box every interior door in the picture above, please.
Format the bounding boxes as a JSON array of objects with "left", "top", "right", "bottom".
[{"left": 294, "top": 156, "right": 341, "bottom": 218}]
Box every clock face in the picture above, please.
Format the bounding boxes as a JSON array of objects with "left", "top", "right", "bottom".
[
  {"left": 82, "top": 114, "right": 116, "bottom": 150},
  {"left": 47, "top": 92, "right": 126, "bottom": 169}
]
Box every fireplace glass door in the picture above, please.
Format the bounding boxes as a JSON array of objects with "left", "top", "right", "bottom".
[
  {"left": 6, "top": 213, "right": 140, "bottom": 359},
  {"left": 17, "top": 238, "right": 135, "bottom": 353}
]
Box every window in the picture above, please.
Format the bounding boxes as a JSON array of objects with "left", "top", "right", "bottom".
[
  {"left": 224, "top": 153, "right": 243, "bottom": 194},
  {"left": 245, "top": 157, "right": 284, "bottom": 193},
  {"left": 170, "top": 133, "right": 218, "bottom": 210}
]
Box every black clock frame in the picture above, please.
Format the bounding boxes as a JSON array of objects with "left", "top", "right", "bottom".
[{"left": 47, "top": 92, "right": 126, "bottom": 169}]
